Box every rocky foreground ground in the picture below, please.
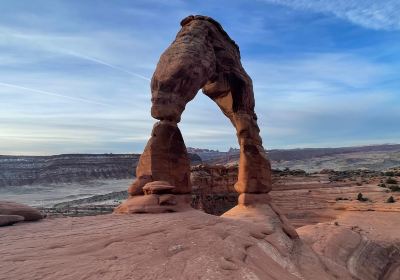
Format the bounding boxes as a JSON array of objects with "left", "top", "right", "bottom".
[
  {"left": 1, "top": 166, "right": 399, "bottom": 280},
  {"left": 1, "top": 206, "right": 399, "bottom": 280}
]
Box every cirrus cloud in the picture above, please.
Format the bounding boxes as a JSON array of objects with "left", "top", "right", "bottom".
[{"left": 263, "top": 0, "right": 400, "bottom": 30}]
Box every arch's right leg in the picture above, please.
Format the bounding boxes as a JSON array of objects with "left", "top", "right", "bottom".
[
  {"left": 232, "top": 112, "right": 272, "bottom": 194},
  {"left": 204, "top": 88, "right": 272, "bottom": 195}
]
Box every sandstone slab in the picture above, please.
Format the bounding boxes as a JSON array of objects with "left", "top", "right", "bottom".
[{"left": 0, "top": 210, "right": 355, "bottom": 280}]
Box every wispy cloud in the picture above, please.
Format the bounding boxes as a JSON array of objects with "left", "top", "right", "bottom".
[
  {"left": 0, "top": 82, "right": 112, "bottom": 106},
  {"left": 64, "top": 51, "right": 151, "bottom": 81},
  {"left": 0, "top": 0, "right": 399, "bottom": 154},
  {"left": 263, "top": 0, "right": 400, "bottom": 30},
  {"left": 0, "top": 25, "right": 155, "bottom": 78}
]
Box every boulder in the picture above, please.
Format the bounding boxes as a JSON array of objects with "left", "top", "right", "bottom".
[
  {"left": 0, "top": 201, "right": 43, "bottom": 221},
  {"left": 0, "top": 215, "right": 24, "bottom": 227}
]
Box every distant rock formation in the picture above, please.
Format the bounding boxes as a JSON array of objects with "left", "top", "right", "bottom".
[
  {"left": 0, "top": 154, "right": 139, "bottom": 187},
  {"left": 191, "top": 164, "right": 238, "bottom": 194},
  {"left": 116, "top": 15, "right": 272, "bottom": 213},
  {"left": 0, "top": 153, "right": 201, "bottom": 187},
  {"left": 2, "top": 144, "right": 398, "bottom": 188},
  {"left": 204, "top": 144, "right": 400, "bottom": 172},
  {"left": 191, "top": 164, "right": 239, "bottom": 215}
]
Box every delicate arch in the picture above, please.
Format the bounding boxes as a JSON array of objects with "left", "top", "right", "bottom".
[{"left": 128, "top": 15, "right": 272, "bottom": 199}]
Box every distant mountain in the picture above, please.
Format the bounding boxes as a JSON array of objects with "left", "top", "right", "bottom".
[
  {"left": 268, "top": 144, "right": 400, "bottom": 161},
  {"left": 0, "top": 153, "right": 202, "bottom": 187},
  {"left": 2, "top": 144, "right": 399, "bottom": 187},
  {"left": 194, "top": 144, "right": 400, "bottom": 172}
]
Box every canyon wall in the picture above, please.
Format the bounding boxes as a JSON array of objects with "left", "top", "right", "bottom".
[{"left": 0, "top": 154, "right": 202, "bottom": 187}]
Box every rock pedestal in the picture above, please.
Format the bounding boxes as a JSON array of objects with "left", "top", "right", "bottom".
[
  {"left": 127, "top": 121, "right": 191, "bottom": 197},
  {"left": 114, "top": 181, "right": 191, "bottom": 214}
]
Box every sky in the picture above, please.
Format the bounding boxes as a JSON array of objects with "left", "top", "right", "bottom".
[{"left": 1, "top": 0, "right": 399, "bottom": 155}]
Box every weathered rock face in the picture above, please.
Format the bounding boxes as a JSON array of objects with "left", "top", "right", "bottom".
[
  {"left": 298, "top": 212, "right": 400, "bottom": 280},
  {"left": 191, "top": 164, "right": 238, "bottom": 193},
  {"left": 122, "top": 15, "right": 272, "bottom": 213},
  {"left": 190, "top": 164, "right": 238, "bottom": 215}
]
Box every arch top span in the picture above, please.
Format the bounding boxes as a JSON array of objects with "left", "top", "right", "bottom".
[
  {"left": 151, "top": 14, "right": 255, "bottom": 123},
  {"left": 115, "top": 15, "right": 272, "bottom": 214},
  {"left": 180, "top": 15, "right": 240, "bottom": 53}
]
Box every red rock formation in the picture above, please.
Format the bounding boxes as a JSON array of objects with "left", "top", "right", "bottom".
[
  {"left": 116, "top": 15, "right": 272, "bottom": 213},
  {"left": 191, "top": 164, "right": 238, "bottom": 194}
]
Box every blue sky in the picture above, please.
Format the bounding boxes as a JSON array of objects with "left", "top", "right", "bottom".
[{"left": 1, "top": 0, "right": 399, "bottom": 155}]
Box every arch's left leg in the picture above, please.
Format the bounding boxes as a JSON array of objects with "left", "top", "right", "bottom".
[
  {"left": 126, "top": 21, "right": 216, "bottom": 197},
  {"left": 128, "top": 120, "right": 191, "bottom": 196}
]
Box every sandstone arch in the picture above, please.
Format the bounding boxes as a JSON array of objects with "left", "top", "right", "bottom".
[{"left": 115, "top": 15, "right": 272, "bottom": 213}]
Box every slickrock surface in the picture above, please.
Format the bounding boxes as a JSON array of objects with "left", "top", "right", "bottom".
[
  {"left": 0, "top": 209, "right": 355, "bottom": 280},
  {"left": 191, "top": 165, "right": 400, "bottom": 226},
  {"left": 298, "top": 211, "right": 400, "bottom": 280},
  {"left": 271, "top": 174, "right": 400, "bottom": 227}
]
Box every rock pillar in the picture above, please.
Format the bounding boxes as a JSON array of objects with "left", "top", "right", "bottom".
[{"left": 127, "top": 120, "right": 191, "bottom": 196}]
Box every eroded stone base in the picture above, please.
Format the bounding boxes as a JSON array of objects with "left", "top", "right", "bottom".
[
  {"left": 238, "top": 193, "right": 272, "bottom": 205},
  {"left": 114, "top": 194, "right": 192, "bottom": 214},
  {"left": 224, "top": 194, "right": 299, "bottom": 240}
]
